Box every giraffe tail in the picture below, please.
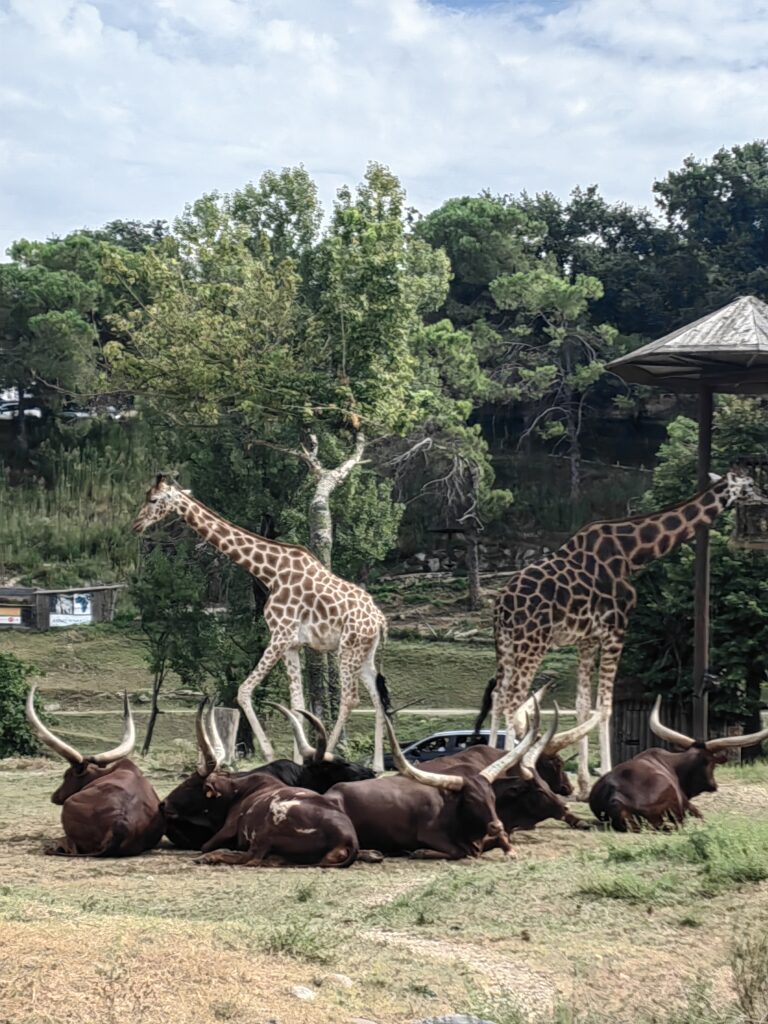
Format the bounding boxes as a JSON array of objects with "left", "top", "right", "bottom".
[
  {"left": 375, "top": 673, "right": 393, "bottom": 718},
  {"left": 473, "top": 677, "right": 497, "bottom": 736}
]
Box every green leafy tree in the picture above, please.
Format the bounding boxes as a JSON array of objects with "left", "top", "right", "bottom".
[
  {"left": 622, "top": 397, "right": 768, "bottom": 748},
  {"left": 0, "top": 653, "right": 43, "bottom": 758}
]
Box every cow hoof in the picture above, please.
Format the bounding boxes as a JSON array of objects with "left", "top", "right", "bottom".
[
  {"left": 504, "top": 848, "right": 518, "bottom": 859},
  {"left": 358, "top": 849, "right": 384, "bottom": 864}
]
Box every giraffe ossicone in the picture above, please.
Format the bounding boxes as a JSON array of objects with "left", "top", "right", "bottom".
[
  {"left": 133, "top": 475, "right": 390, "bottom": 772},
  {"left": 491, "top": 469, "right": 758, "bottom": 800}
]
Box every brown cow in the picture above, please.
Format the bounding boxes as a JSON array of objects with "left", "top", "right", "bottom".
[
  {"left": 589, "top": 697, "right": 768, "bottom": 831},
  {"left": 195, "top": 771, "right": 359, "bottom": 868},
  {"left": 325, "top": 714, "right": 538, "bottom": 860},
  {"left": 26, "top": 687, "right": 164, "bottom": 857},
  {"left": 162, "top": 701, "right": 374, "bottom": 849},
  {"left": 422, "top": 704, "right": 600, "bottom": 833}
]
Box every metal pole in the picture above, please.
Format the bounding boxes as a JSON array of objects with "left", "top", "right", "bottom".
[{"left": 692, "top": 385, "right": 713, "bottom": 740}]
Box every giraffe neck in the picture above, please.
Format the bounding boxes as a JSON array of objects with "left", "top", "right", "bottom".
[
  {"left": 622, "top": 479, "right": 730, "bottom": 570},
  {"left": 175, "top": 493, "right": 284, "bottom": 587}
]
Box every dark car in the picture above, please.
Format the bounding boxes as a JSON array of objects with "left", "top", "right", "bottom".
[{"left": 382, "top": 728, "right": 507, "bottom": 770}]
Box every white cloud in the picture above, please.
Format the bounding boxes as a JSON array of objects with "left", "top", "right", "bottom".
[{"left": 1, "top": 0, "right": 768, "bottom": 253}]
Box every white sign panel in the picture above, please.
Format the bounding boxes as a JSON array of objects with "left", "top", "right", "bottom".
[
  {"left": 50, "top": 593, "right": 93, "bottom": 628},
  {"left": 0, "top": 608, "right": 22, "bottom": 625}
]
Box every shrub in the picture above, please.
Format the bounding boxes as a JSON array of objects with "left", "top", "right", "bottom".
[{"left": 0, "top": 653, "right": 42, "bottom": 757}]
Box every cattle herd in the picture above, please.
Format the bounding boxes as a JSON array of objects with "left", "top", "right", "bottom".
[{"left": 23, "top": 683, "right": 768, "bottom": 865}]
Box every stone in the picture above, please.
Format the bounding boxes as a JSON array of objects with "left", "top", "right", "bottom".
[
  {"left": 290, "top": 986, "right": 316, "bottom": 1002},
  {"left": 324, "top": 973, "right": 354, "bottom": 989},
  {"left": 43, "top": 702, "right": 61, "bottom": 713}
]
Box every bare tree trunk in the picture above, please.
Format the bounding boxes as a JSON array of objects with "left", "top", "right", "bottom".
[
  {"left": 466, "top": 527, "right": 482, "bottom": 611},
  {"left": 304, "top": 431, "right": 367, "bottom": 717},
  {"left": 566, "top": 406, "right": 581, "bottom": 507},
  {"left": 142, "top": 668, "right": 165, "bottom": 755}
]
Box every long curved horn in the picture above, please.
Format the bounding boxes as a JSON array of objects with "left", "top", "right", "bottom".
[
  {"left": 195, "top": 697, "right": 219, "bottom": 775},
  {"left": 510, "top": 680, "right": 554, "bottom": 736},
  {"left": 384, "top": 715, "right": 465, "bottom": 792},
  {"left": 545, "top": 709, "right": 602, "bottom": 754},
  {"left": 523, "top": 703, "right": 560, "bottom": 771},
  {"left": 267, "top": 702, "right": 316, "bottom": 760},
  {"left": 295, "top": 708, "right": 328, "bottom": 762},
  {"left": 649, "top": 696, "right": 694, "bottom": 750},
  {"left": 207, "top": 702, "right": 227, "bottom": 767},
  {"left": 25, "top": 685, "right": 84, "bottom": 765},
  {"left": 479, "top": 706, "right": 539, "bottom": 783},
  {"left": 91, "top": 691, "right": 136, "bottom": 765},
  {"left": 706, "top": 722, "right": 768, "bottom": 752}
]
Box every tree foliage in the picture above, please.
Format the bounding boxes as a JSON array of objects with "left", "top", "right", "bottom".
[{"left": 0, "top": 653, "right": 42, "bottom": 758}]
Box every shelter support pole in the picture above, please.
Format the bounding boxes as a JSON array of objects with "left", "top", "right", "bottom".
[{"left": 692, "top": 385, "right": 713, "bottom": 740}]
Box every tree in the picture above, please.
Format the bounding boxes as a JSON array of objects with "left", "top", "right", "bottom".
[
  {"left": 490, "top": 268, "right": 617, "bottom": 504},
  {"left": 131, "top": 543, "right": 218, "bottom": 754},
  {"left": 622, "top": 397, "right": 768, "bottom": 751},
  {"left": 0, "top": 653, "right": 44, "bottom": 758}
]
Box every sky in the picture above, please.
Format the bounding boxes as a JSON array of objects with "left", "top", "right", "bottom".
[{"left": 2, "top": 0, "right": 768, "bottom": 254}]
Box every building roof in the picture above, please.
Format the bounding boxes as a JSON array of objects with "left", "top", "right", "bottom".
[{"left": 607, "top": 295, "right": 768, "bottom": 394}]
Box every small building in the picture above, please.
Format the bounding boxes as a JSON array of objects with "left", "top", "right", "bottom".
[{"left": 0, "top": 584, "right": 124, "bottom": 631}]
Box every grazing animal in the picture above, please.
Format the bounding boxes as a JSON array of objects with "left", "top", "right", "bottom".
[
  {"left": 162, "top": 701, "right": 374, "bottom": 850},
  {"left": 133, "top": 474, "right": 391, "bottom": 770},
  {"left": 433, "top": 703, "right": 601, "bottom": 833},
  {"left": 490, "top": 471, "right": 759, "bottom": 797},
  {"left": 26, "top": 687, "right": 163, "bottom": 857},
  {"left": 325, "top": 715, "right": 538, "bottom": 860},
  {"left": 196, "top": 773, "right": 359, "bottom": 868},
  {"left": 589, "top": 697, "right": 768, "bottom": 831}
]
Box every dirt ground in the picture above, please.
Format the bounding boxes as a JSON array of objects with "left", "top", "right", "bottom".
[{"left": 1, "top": 762, "right": 767, "bottom": 1024}]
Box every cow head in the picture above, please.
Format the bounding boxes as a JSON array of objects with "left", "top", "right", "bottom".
[
  {"left": 26, "top": 687, "right": 136, "bottom": 804},
  {"left": 133, "top": 474, "right": 188, "bottom": 533},
  {"left": 162, "top": 698, "right": 231, "bottom": 849},
  {"left": 270, "top": 703, "right": 376, "bottom": 792},
  {"left": 649, "top": 696, "right": 768, "bottom": 797}
]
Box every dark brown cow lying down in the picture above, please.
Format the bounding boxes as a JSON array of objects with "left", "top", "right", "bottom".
[
  {"left": 422, "top": 704, "right": 601, "bottom": 834},
  {"left": 195, "top": 772, "right": 359, "bottom": 868},
  {"left": 589, "top": 697, "right": 768, "bottom": 831},
  {"left": 26, "top": 687, "right": 164, "bottom": 857}
]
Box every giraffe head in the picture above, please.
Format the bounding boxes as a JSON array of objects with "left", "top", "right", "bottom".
[
  {"left": 710, "top": 470, "right": 760, "bottom": 508},
  {"left": 133, "top": 474, "right": 187, "bottom": 533}
]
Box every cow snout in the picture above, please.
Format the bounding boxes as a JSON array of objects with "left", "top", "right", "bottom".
[{"left": 487, "top": 819, "right": 505, "bottom": 836}]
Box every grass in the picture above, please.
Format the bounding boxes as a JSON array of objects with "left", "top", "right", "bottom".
[{"left": 1, "top": 757, "right": 768, "bottom": 1022}]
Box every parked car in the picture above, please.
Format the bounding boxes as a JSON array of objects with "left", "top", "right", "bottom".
[
  {"left": 0, "top": 401, "right": 42, "bottom": 421},
  {"left": 382, "top": 728, "right": 507, "bottom": 770}
]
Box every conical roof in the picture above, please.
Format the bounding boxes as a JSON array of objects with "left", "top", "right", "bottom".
[{"left": 607, "top": 295, "right": 768, "bottom": 394}]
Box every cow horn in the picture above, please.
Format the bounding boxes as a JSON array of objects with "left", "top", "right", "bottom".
[
  {"left": 207, "top": 701, "right": 227, "bottom": 767},
  {"left": 649, "top": 696, "right": 694, "bottom": 750},
  {"left": 545, "top": 709, "right": 602, "bottom": 754},
  {"left": 91, "top": 691, "right": 136, "bottom": 765},
  {"left": 25, "top": 685, "right": 84, "bottom": 765},
  {"left": 479, "top": 705, "right": 539, "bottom": 783},
  {"left": 195, "top": 698, "right": 220, "bottom": 775},
  {"left": 383, "top": 715, "right": 465, "bottom": 792},
  {"left": 705, "top": 722, "right": 768, "bottom": 752},
  {"left": 295, "top": 708, "right": 329, "bottom": 762},
  {"left": 267, "top": 702, "right": 316, "bottom": 760},
  {"left": 510, "top": 680, "right": 554, "bottom": 737},
  {"left": 523, "top": 702, "right": 561, "bottom": 771}
]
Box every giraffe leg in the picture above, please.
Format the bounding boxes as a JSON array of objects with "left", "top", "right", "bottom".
[
  {"left": 358, "top": 640, "right": 385, "bottom": 774},
  {"left": 325, "top": 644, "right": 364, "bottom": 763},
  {"left": 596, "top": 640, "right": 624, "bottom": 777},
  {"left": 500, "top": 652, "right": 542, "bottom": 751},
  {"left": 237, "top": 641, "right": 290, "bottom": 762},
  {"left": 575, "top": 641, "right": 599, "bottom": 800},
  {"left": 282, "top": 647, "right": 307, "bottom": 764},
  {"left": 488, "top": 685, "right": 501, "bottom": 747}
]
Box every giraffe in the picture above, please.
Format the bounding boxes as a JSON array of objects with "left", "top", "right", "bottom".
[
  {"left": 490, "top": 469, "right": 759, "bottom": 798},
  {"left": 132, "top": 475, "right": 390, "bottom": 771}
]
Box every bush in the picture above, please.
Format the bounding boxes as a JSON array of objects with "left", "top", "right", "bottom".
[{"left": 0, "top": 653, "right": 42, "bottom": 757}]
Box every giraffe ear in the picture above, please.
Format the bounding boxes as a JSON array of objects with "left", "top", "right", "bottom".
[
  {"left": 154, "top": 473, "right": 167, "bottom": 487},
  {"left": 708, "top": 472, "right": 723, "bottom": 484}
]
